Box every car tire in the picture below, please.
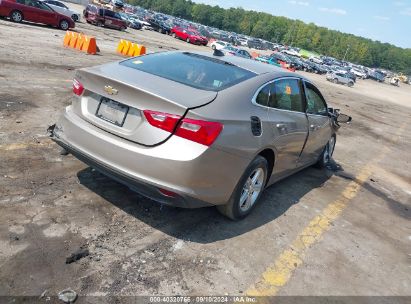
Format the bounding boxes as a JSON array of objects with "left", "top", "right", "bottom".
[
  {"left": 217, "top": 156, "right": 268, "bottom": 220},
  {"left": 347, "top": 82, "right": 354, "bottom": 87},
  {"left": 333, "top": 78, "right": 338, "bottom": 84},
  {"left": 172, "top": 32, "right": 176, "bottom": 38},
  {"left": 120, "top": 26, "right": 126, "bottom": 31},
  {"left": 186, "top": 38, "right": 190, "bottom": 43},
  {"left": 315, "top": 136, "right": 336, "bottom": 169},
  {"left": 96, "top": 21, "right": 103, "bottom": 27},
  {"left": 71, "top": 14, "right": 78, "bottom": 22},
  {"left": 10, "top": 10, "right": 23, "bottom": 23},
  {"left": 211, "top": 45, "right": 216, "bottom": 50},
  {"left": 59, "top": 19, "right": 69, "bottom": 30}
]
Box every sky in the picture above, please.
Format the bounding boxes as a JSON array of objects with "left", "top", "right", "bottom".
[{"left": 192, "top": 0, "right": 411, "bottom": 49}]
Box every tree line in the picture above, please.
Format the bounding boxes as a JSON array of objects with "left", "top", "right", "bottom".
[{"left": 129, "top": 0, "right": 411, "bottom": 74}]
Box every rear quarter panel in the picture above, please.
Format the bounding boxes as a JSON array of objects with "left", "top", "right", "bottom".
[{"left": 186, "top": 72, "right": 283, "bottom": 161}]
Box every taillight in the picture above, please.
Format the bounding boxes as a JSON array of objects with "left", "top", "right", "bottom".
[
  {"left": 72, "top": 78, "right": 84, "bottom": 96},
  {"left": 143, "top": 110, "right": 223, "bottom": 146}
]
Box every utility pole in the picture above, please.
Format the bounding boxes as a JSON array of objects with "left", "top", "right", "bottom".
[{"left": 343, "top": 44, "right": 350, "bottom": 62}]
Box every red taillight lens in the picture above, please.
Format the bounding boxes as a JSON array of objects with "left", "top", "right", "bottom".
[
  {"left": 143, "top": 110, "right": 180, "bottom": 133},
  {"left": 143, "top": 110, "right": 223, "bottom": 146},
  {"left": 72, "top": 78, "right": 84, "bottom": 96}
]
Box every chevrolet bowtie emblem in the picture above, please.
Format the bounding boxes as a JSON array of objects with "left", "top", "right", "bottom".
[{"left": 104, "top": 85, "right": 118, "bottom": 95}]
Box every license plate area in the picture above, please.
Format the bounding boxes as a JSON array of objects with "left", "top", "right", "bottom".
[{"left": 96, "top": 97, "right": 129, "bottom": 127}]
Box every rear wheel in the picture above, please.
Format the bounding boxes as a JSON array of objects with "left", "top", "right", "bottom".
[
  {"left": 333, "top": 78, "right": 338, "bottom": 84},
  {"left": 347, "top": 81, "right": 354, "bottom": 87},
  {"left": 71, "top": 14, "right": 78, "bottom": 22},
  {"left": 120, "top": 26, "right": 126, "bottom": 31},
  {"left": 217, "top": 156, "right": 268, "bottom": 220},
  {"left": 59, "top": 19, "right": 69, "bottom": 30},
  {"left": 96, "top": 21, "right": 103, "bottom": 27},
  {"left": 186, "top": 38, "right": 190, "bottom": 43},
  {"left": 10, "top": 10, "right": 23, "bottom": 23}
]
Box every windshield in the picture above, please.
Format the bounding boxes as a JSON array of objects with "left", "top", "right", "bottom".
[{"left": 120, "top": 52, "right": 256, "bottom": 91}]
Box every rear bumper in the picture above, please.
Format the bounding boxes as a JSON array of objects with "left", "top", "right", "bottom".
[{"left": 50, "top": 106, "right": 250, "bottom": 208}]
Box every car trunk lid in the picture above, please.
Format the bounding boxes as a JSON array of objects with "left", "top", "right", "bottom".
[{"left": 72, "top": 62, "right": 217, "bottom": 146}]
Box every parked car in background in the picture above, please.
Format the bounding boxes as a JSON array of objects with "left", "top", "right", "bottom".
[
  {"left": 309, "top": 56, "right": 323, "bottom": 64},
  {"left": 119, "top": 12, "right": 141, "bottom": 29},
  {"left": 171, "top": 27, "right": 207, "bottom": 45},
  {"left": 247, "top": 38, "right": 264, "bottom": 50},
  {"left": 221, "top": 46, "right": 252, "bottom": 59},
  {"left": 326, "top": 71, "right": 354, "bottom": 87},
  {"left": 0, "top": 0, "right": 75, "bottom": 29},
  {"left": 147, "top": 18, "right": 171, "bottom": 34},
  {"left": 84, "top": 5, "right": 127, "bottom": 31},
  {"left": 50, "top": 51, "right": 350, "bottom": 220},
  {"left": 368, "top": 71, "right": 385, "bottom": 82},
  {"left": 282, "top": 49, "right": 300, "bottom": 57},
  {"left": 304, "top": 61, "right": 327, "bottom": 74},
  {"left": 40, "top": 0, "right": 80, "bottom": 21},
  {"left": 210, "top": 40, "right": 230, "bottom": 50},
  {"left": 351, "top": 68, "right": 367, "bottom": 79},
  {"left": 255, "top": 55, "right": 281, "bottom": 67}
]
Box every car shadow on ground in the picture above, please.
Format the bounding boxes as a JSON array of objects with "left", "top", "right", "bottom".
[{"left": 77, "top": 162, "right": 340, "bottom": 244}]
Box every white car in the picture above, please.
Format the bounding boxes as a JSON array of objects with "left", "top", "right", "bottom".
[
  {"left": 309, "top": 56, "right": 323, "bottom": 64},
  {"left": 210, "top": 40, "right": 230, "bottom": 50},
  {"left": 282, "top": 49, "right": 301, "bottom": 57},
  {"left": 41, "top": 0, "right": 81, "bottom": 22},
  {"left": 351, "top": 68, "right": 367, "bottom": 79}
]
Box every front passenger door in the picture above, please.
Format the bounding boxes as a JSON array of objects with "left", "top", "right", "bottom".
[
  {"left": 299, "top": 81, "right": 332, "bottom": 165},
  {"left": 266, "top": 78, "right": 309, "bottom": 178}
]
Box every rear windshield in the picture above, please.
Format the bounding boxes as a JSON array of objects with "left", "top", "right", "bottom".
[{"left": 120, "top": 52, "right": 256, "bottom": 91}]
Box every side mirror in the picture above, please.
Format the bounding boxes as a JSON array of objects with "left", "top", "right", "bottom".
[{"left": 336, "top": 113, "right": 352, "bottom": 124}]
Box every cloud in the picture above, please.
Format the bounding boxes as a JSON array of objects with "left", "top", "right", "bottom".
[
  {"left": 288, "top": 1, "right": 309, "bottom": 6},
  {"left": 318, "top": 7, "right": 347, "bottom": 15},
  {"left": 400, "top": 7, "right": 411, "bottom": 15},
  {"left": 373, "top": 15, "right": 390, "bottom": 21}
]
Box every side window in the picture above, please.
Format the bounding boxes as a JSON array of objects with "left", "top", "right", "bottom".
[
  {"left": 16, "top": 0, "right": 26, "bottom": 4},
  {"left": 36, "top": 1, "right": 53, "bottom": 11},
  {"left": 304, "top": 82, "right": 328, "bottom": 115},
  {"left": 269, "top": 79, "right": 303, "bottom": 112},
  {"left": 255, "top": 84, "right": 271, "bottom": 107}
]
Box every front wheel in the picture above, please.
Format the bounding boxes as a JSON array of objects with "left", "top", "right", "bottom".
[
  {"left": 186, "top": 38, "right": 190, "bottom": 43},
  {"left": 333, "top": 78, "right": 338, "bottom": 84},
  {"left": 71, "top": 14, "right": 78, "bottom": 22},
  {"left": 59, "top": 19, "right": 69, "bottom": 30},
  {"left": 10, "top": 10, "right": 23, "bottom": 23},
  {"left": 172, "top": 32, "right": 176, "bottom": 38},
  {"left": 347, "top": 82, "right": 354, "bottom": 87},
  {"left": 217, "top": 156, "right": 268, "bottom": 220}
]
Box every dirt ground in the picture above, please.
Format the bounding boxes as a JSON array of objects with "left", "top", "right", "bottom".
[{"left": 0, "top": 3, "right": 411, "bottom": 301}]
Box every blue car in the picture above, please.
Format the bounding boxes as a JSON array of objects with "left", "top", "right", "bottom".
[{"left": 255, "top": 55, "right": 281, "bottom": 67}]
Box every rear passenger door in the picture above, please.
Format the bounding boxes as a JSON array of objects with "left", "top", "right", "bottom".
[
  {"left": 266, "top": 78, "right": 309, "bottom": 177},
  {"left": 299, "top": 81, "right": 332, "bottom": 165}
]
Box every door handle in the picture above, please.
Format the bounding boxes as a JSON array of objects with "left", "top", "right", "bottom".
[
  {"left": 276, "top": 123, "right": 287, "bottom": 131},
  {"left": 310, "top": 124, "right": 319, "bottom": 131}
]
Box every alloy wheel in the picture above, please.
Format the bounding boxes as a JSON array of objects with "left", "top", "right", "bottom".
[
  {"left": 239, "top": 168, "right": 265, "bottom": 212},
  {"left": 11, "top": 11, "right": 22, "bottom": 22}
]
